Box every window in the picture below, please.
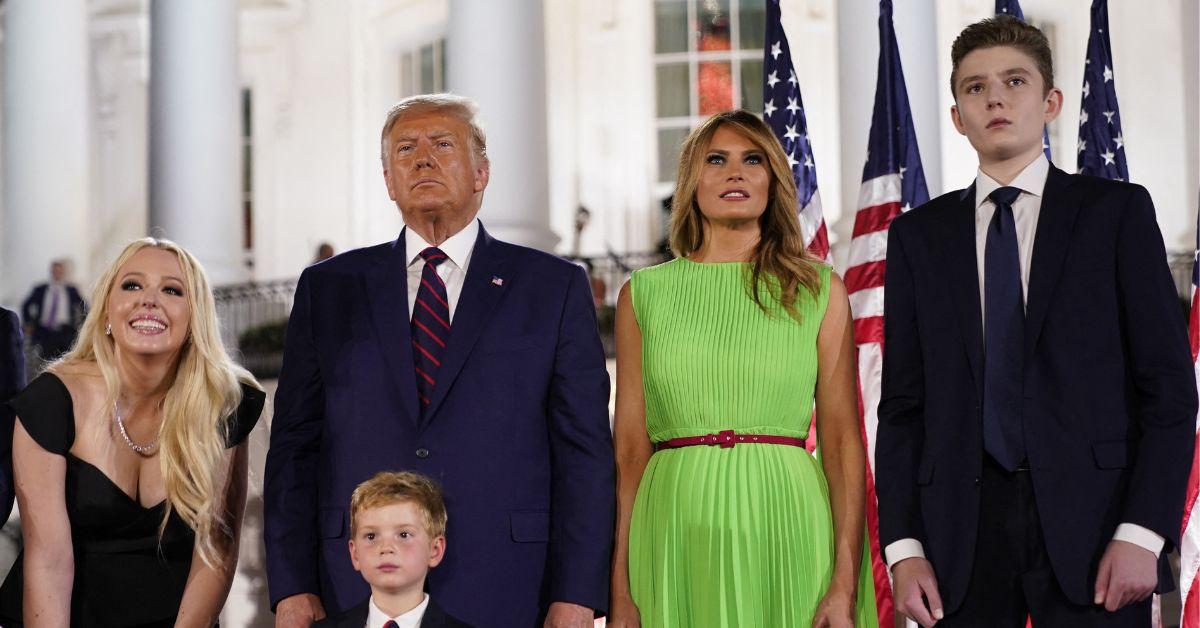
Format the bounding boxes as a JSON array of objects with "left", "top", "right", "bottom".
[
  {"left": 654, "top": 0, "right": 765, "bottom": 183},
  {"left": 241, "top": 88, "right": 253, "bottom": 254},
  {"left": 401, "top": 39, "right": 446, "bottom": 96}
]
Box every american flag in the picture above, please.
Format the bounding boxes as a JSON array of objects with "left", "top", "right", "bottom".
[
  {"left": 995, "top": 0, "right": 1052, "bottom": 160},
  {"left": 764, "top": 0, "right": 829, "bottom": 262},
  {"left": 1077, "top": 0, "right": 1128, "bottom": 180},
  {"left": 1182, "top": 199, "right": 1200, "bottom": 628},
  {"left": 845, "top": 2, "right": 929, "bottom": 626}
]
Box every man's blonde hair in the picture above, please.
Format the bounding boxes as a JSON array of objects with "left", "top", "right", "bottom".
[
  {"left": 379, "top": 93, "right": 488, "bottom": 167},
  {"left": 349, "top": 471, "right": 448, "bottom": 538}
]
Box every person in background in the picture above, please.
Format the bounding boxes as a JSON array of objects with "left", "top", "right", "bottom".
[
  {"left": 0, "top": 307, "right": 24, "bottom": 523},
  {"left": 21, "top": 259, "right": 86, "bottom": 364}
]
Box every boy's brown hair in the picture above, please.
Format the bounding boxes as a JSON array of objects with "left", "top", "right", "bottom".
[
  {"left": 349, "top": 471, "right": 448, "bottom": 538},
  {"left": 950, "top": 15, "right": 1054, "bottom": 97}
]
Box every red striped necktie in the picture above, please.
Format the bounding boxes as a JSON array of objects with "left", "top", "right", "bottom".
[
  {"left": 384, "top": 621, "right": 399, "bottom": 628},
  {"left": 412, "top": 247, "right": 450, "bottom": 412}
]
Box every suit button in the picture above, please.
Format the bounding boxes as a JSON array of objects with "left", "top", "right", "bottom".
[
  {"left": 415, "top": 448, "right": 430, "bottom": 459},
  {"left": 974, "top": 476, "right": 981, "bottom": 487}
]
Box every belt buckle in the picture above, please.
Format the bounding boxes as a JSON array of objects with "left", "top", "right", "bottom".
[{"left": 716, "top": 429, "right": 736, "bottom": 449}]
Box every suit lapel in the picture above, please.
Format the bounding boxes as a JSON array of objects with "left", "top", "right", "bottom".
[
  {"left": 939, "top": 184, "right": 985, "bottom": 401},
  {"left": 1024, "top": 166, "right": 1082, "bottom": 359},
  {"left": 365, "top": 234, "right": 421, "bottom": 426},
  {"left": 338, "top": 599, "right": 370, "bottom": 628},
  {"left": 422, "top": 225, "right": 511, "bottom": 426}
]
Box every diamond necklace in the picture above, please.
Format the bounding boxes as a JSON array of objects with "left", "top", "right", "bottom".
[{"left": 114, "top": 400, "right": 159, "bottom": 456}]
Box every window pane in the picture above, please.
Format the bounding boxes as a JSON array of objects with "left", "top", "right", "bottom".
[
  {"left": 698, "top": 60, "right": 733, "bottom": 115},
  {"left": 740, "top": 58, "right": 763, "bottom": 112},
  {"left": 658, "top": 127, "right": 690, "bottom": 183},
  {"left": 654, "top": 0, "right": 688, "bottom": 54},
  {"left": 400, "top": 51, "right": 415, "bottom": 96},
  {"left": 696, "top": 0, "right": 731, "bottom": 52},
  {"left": 738, "top": 0, "right": 766, "bottom": 50},
  {"left": 656, "top": 62, "right": 691, "bottom": 118},
  {"left": 419, "top": 44, "right": 436, "bottom": 94}
]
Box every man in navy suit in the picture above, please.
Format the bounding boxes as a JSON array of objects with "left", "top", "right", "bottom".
[
  {"left": 877, "top": 16, "right": 1196, "bottom": 627},
  {"left": 264, "top": 94, "right": 614, "bottom": 628},
  {"left": 20, "top": 259, "right": 86, "bottom": 363},
  {"left": 0, "top": 307, "right": 24, "bottom": 523}
]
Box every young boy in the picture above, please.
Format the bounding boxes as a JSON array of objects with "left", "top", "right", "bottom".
[
  {"left": 875, "top": 15, "right": 1196, "bottom": 628},
  {"left": 315, "top": 471, "right": 472, "bottom": 627}
]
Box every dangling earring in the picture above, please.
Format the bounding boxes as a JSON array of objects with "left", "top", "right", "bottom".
[{"left": 105, "top": 323, "right": 112, "bottom": 336}]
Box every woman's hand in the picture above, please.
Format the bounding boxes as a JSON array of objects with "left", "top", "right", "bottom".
[
  {"left": 811, "top": 583, "right": 856, "bottom": 628},
  {"left": 606, "top": 593, "right": 642, "bottom": 628}
]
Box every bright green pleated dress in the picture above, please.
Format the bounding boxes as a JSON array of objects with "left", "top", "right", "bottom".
[{"left": 628, "top": 258, "right": 878, "bottom": 628}]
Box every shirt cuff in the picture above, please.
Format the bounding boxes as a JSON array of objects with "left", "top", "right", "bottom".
[
  {"left": 884, "top": 538, "right": 926, "bottom": 569},
  {"left": 1113, "top": 523, "right": 1165, "bottom": 558}
]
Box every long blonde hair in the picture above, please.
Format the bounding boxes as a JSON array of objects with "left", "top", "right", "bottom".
[
  {"left": 56, "top": 238, "right": 260, "bottom": 568},
  {"left": 668, "top": 110, "right": 823, "bottom": 320}
]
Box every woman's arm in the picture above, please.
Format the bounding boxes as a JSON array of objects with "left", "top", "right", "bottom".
[
  {"left": 811, "top": 273, "right": 867, "bottom": 627},
  {"left": 174, "top": 442, "right": 249, "bottom": 628},
  {"left": 609, "top": 281, "right": 653, "bottom": 627},
  {"left": 14, "top": 418, "right": 74, "bottom": 627}
]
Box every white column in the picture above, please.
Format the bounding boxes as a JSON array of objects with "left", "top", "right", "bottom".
[
  {"left": 1, "top": 0, "right": 90, "bottom": 306},
  {"left": 149, "top": 0, "right": 246, "bottom": 285},
  {"left": 446, "top": 0, "right": 559, "bottom": 251},
  {"left": 836, "top": 0, "right": 943, "bottom": 220}
]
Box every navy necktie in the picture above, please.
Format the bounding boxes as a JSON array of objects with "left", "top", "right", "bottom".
[
  {"left": 412, "top": 247, "right": 451, "bottom": 412},
  {"left": 384, "top": 621, "right": 399, "bottom": 628},
  {"left": 983, "top": 186, "right": 1026, "bottom": 471}
]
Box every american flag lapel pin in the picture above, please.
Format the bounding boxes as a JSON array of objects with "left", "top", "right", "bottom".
[{"left": 491, "top": 276, "right": 504, "bottom": 286}]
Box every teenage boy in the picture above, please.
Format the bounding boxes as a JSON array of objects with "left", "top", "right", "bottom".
[
  {"left": 315, "top": 471, "right": 471, "bottom": 628},
  {"left": 876, "top": 15, "right": 1196, "bottom": 628}
]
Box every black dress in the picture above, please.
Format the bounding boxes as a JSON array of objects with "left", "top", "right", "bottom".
[{"left": 0, "top": 373, "right": 265, "bottom": 627}]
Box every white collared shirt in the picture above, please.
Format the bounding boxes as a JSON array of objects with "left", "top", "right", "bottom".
[
  {"left": 41, "top": 283, "right": 70, "bottom": 328},
  {"left": 973, "top": 152, "right": 1049, "bottom": 319},
  {"left": 405, "top": 219, "right": 479, "bottom": 323},
  {"left": 883, "top": 154, "right": 1165, "bottom": 569},
  {"left": 366, "top": 593, "right": 429, "bottom": 628}
]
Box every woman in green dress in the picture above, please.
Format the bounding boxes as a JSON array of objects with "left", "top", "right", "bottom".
[{"left": 609, "top": 110, "right": 877, "bottom": 628}]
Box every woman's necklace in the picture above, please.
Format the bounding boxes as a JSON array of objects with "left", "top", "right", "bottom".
[{"left": 114, "top": 399, "right": 159, "bottom": 456}]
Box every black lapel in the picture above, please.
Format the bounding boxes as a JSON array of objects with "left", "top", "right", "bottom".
[
  {"left": 1024, "top": 166, "right": 1083, "bottom": 359},
  {"left": 938, "top": 183, "right": 985, "bottom": 401},
  {"left": 422, "top": 224, "right": 511, "bottom": 426},
  {"left": 339, "top": 599, "right": 370, "bottom": 628},
  {"left": 364, "top": 232, "right": 421, "bottom": 426}
]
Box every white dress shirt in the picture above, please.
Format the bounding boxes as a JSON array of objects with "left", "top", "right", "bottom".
[
  {"left": 884, "top": 154, "right": 1165, "bottom": 569},
  {"left": 41, "top": 283, "right": 70, "bottom": 328},
  {"left": 366, "top": 593, "right": 429, "bottom": 628},
  {"left": 405, "top": 219, "right": 479, "bottom": 323}
]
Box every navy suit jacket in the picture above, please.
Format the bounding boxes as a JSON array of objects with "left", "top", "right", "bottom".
[
  {"left": 0, "top": 308, "right": 23, "bottom": 523},
  {"left": 264, "top": 223, "right": 615, "bottom": 627},
  {"left": 876, "top": 167, "right": 1197, "bottom": 612}
]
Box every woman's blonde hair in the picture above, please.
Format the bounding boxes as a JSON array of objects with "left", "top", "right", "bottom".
[
  {"left": 56, "top": 237, "right": 260, "bottom": 568},
  {"left": 668, "top": 110, "right": 823, "bottom": 319}
]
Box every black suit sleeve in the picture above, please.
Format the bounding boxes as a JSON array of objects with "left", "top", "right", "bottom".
[
  {"left": 876, "top": 219, "right": 929, "bottom": 550},
  {"left": 1113, "top": 185, "right": 1197, "bottom": 548},
  {"left": 0, "top": 309, "right": 24, "bottom": 523},
  {"left": 545, "top": 265, "right": 615, "bottom": 614},
  {"left": 263, "top": 270, "right": 327, "bottom": 608}
]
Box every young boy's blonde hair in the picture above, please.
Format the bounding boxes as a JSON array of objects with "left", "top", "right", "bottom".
[{"left": 349, "top": 471, "right": 448, "bottom": 539}]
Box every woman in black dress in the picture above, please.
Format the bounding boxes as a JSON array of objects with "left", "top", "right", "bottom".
[{"left": 0, "top": 238, "right": 265, "bottom": 627}]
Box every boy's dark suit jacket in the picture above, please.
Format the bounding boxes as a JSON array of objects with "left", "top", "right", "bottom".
[
  {"left": 313, "top": 596, "right": 473, "bottom": 628},
  {"left": 876, "top": 166, "right": 1197, "bottom": 614},
  {"left": 0, "top": 307, "right": 23, "bottom": 522},
  {"left": 264, "top": 224, "right": 614, "bottom": 627}
]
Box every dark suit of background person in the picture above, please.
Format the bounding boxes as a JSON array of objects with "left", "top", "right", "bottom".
[
  {"left": 264, "top": 97, "right": 614, "bottom": 628},
  {"left": 0, "top": 307, "right": 24, "bottom": 523},
  {"left": 875, "top": 162, "right": 1197, "bottom": 620},
  {"left": 21, "top": 269, "right": 86, "bottom": 362}
]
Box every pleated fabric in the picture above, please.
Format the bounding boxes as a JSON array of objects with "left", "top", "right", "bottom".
[{"left": 628, "top": 258, "right": 878, "bottom": 627}]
